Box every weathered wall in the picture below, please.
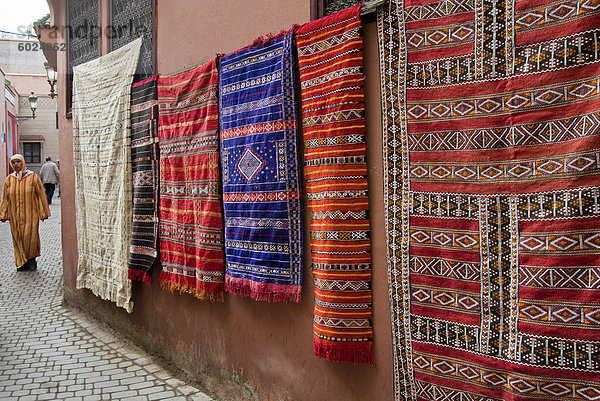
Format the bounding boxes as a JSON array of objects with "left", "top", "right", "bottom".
[
  {"left": 0, "top": 68, "right": 7, "bottom": 179},
  {"left": 156, "top": 1, "right": 312, "bottom": 73},
  {"left": 5, "top": 86, "right": 18, "bottom": 174},
  {"left": 50, "top": 0, "right": 78, "bottom": 308},
  {"left": 7, "top": 74, "right": 49, "bottom": 95},
  {"left": 51, "top": 0, "right": 394, "bottom": 399}
]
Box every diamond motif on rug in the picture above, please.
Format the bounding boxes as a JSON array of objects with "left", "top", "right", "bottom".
[{"left": 236, "top": 147, "right": 265, "bottom": 182}]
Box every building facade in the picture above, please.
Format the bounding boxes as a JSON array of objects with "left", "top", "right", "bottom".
[{"left": 0, "top": 36, "right": 59, "bottom": 176}]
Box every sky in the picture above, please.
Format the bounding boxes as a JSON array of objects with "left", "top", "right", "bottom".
[{"left": 0, "top": 0, "right": 50, "bottom": 36}]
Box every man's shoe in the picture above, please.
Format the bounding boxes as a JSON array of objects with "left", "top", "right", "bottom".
[
  {"left": 29, "top": 259, "right": 37, "bottom": 271},
  {"left": 17, "top": 263, "right": 30, "bottom": 272}
]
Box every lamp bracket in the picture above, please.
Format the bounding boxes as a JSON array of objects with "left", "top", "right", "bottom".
[{"left": 16, "top": 115, "right": 36, "bottom": 125}]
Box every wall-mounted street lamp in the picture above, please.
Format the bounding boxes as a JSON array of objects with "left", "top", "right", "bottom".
[
  {"left": 16, "top": 92, "right": 38, "bottom": 125},
  {"left": 45, "top": 62, "right": 57, "bottom": 99}
]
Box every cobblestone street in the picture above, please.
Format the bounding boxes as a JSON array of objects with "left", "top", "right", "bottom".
[{"left": 0, "top": 198, "right": 213, "bottom": 400}]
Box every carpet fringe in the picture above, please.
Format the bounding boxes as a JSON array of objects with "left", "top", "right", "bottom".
[
  {"left": 225, "top": 276, "right": 301, "bottom": 303},
  {"left": 249, "top": 25, "right": 299, "bottom": 47},
  {"left": 229, "top": 25, "right": 301, "bottom": 56},
  {"left": 314, "top": 340, "right": 374, "bottom": 366},
  {"left": 76, "top": 274, "right": 134, "bottom": 313},
  {"left": 159, "top": 277, "right": 224, "bottom": 303}
]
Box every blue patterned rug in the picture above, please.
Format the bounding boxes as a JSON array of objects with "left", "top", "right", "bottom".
[{"left": 219, "top": 32, "right": 303, "bottom": 302}]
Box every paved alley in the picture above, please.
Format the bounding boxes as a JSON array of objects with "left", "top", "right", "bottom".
[{"left": 0, "top": 198, "right": 213, "bottom": 400}]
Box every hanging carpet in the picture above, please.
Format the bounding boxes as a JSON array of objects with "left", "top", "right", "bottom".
[
  {"left": 378, "top": 0, "right": 600, "bottom": 399},
  {"left": 219, "top": 32, "right": 304, "bottom": 302},
  {"left": 157, "top": 59, "right": 225, "bottom": 301},
  {"left": 296, "top": 4, "right": 374, "bottom": 365},
  {"left": 72, "top": 37, "right": 142, "bottom": 313},
  {"left": 128, "top": 75, "right": 159, "bottom": 285}
]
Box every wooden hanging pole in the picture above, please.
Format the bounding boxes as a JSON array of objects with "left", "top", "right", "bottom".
[{"left": 360, "top": 0, "right": 387, "bottom": 16}]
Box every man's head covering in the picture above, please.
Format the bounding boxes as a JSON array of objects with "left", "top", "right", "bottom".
[
  {"left": 10, "top": 154, "right": 27, "bottom": 179},
  {"left": 10, "top": 154, "right": 24, "bottom": 163}
]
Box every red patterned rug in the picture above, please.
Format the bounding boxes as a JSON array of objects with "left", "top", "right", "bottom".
[
  {"left": 157, "top": 59, "right": 225, "bottom": 301},
  {"left": 297, "top": 4, "right": 374, "bottom": 365},
  {"left": 379, "top": 0, "right": 600, "bottom": 399}
]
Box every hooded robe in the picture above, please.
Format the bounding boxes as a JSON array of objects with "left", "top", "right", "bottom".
[{"left": 0, "top": 154, "right": 50, "bottom": 267}]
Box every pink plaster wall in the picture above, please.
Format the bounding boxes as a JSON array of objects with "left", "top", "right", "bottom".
[
  {"left": 0, "top": 68, "right": 7, "bottom": 180},
  {"left": 6, "top": 75, "right": 49, "bottom": 96},
  {"left": 47, "top": 0, "right": 78, "bottom": 291},
  {"left": 157, "top": 0, "right": 312, "bottom": 73},
  {"left": 5, "top": 86, "right": 18, "bottom": 175}
]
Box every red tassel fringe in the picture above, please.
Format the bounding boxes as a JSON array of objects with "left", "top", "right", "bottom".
[
  {"left": 128, "top": 269, "right": 152, "bottom": 286},
  {"left": 249, "top": 25, "right": 299, "bottom": 47},
  {"left": 314, "top": 340, "right": 374, "bottom": 366},
  {"left": 225, "top": 275, "right": 301, "bottom": 303},
  {"left": 159, "top": 271, "right": 225, "bottom": 303}
]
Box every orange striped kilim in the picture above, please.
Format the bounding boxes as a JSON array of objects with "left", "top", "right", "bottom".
[{"left": 296, "top": 4, "right": 373, "bottom": 365}]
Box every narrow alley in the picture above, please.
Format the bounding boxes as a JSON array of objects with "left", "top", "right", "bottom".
[{"left": 0, "top": 199, "right": 213, "bottom": 400}]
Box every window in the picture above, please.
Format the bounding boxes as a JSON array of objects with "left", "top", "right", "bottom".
[
  {"left": 67, "top": 0, "right": 100, "bottom": 116},
  {"left": 65, "top": 0, "right": 155, "bottom": 116},
  {"left": 23, "top": 142, "right": 41, "bottom": 164},
  {"left": 68, "top": 0, "right": 100, "bottom": 68},
  {"left": 111, "top": 0, "right": 154, "bottom": 80},
  {"left": 326, "top": 0, "right": 363, "bottom": 15},
  {"left": 311, "top": 0, "right": 364, "bottom": 19},
  {"left": 7, "top": 118, "right": 12, "bottom": 148}
]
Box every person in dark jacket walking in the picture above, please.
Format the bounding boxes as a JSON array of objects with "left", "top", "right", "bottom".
[{"left": 39, "top": 157, "right": 60, "bottom": 205}]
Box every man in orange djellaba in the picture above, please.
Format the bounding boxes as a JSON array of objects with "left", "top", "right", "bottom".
[{"left": 0, "top": 154, "right": 50, "bottom": 271}]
